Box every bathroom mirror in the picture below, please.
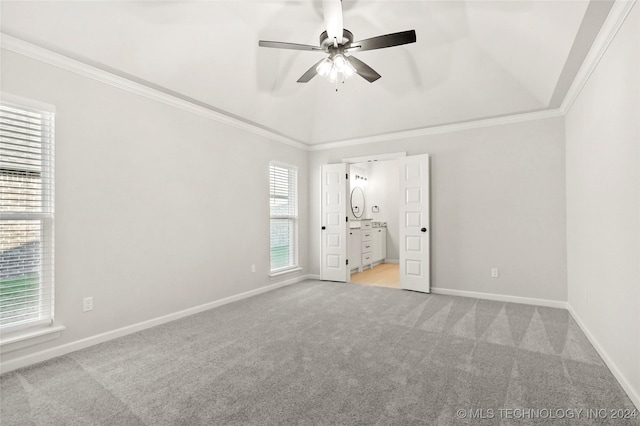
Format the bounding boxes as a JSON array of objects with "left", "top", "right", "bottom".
[{"left": 350, "top": 187, "right": 365, "bottom": 218}]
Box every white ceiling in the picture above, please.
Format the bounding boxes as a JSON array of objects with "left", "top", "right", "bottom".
[{"left": 0, "top": 1, "right": 612, "bottom": 145}]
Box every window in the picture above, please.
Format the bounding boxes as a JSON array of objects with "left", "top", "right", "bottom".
[
  {"left": 0, "top": 98, "right": 55, "bottom": 333},
  {"left": 269, "top": 162, "right": 298, "bottom": 273}
]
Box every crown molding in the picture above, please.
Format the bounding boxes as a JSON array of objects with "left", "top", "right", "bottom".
[
  {"left": 308, "top": 108, "right": 564, "bottom": 151},
  {"left": 0, "top": 33, "right": 309, "bottom": 152},
  {"left": 2, "top": 0, "right": 635, "bottom": 155},
  {"left": 560, "top": 0, "right": 637, "bottom": 114}
]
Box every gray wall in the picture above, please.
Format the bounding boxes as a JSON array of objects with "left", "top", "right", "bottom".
[
  {"left": 0, "top": 49, "right": 309, "bottom": 364},
  {"left": 310, "top": 117, "right": 568, "bottom": 302},
  {"left": 566, "top": 4, "right": 639, "bottom": 407}
]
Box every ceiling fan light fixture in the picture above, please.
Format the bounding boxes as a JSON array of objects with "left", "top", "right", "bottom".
[
  {"left": 342, "top": 60, "right": 356, "bottom": 78},
  {"left": 316, "top": 58, "right": 333, "bottom": 77},
  {"left": 333, "top": 54, "right": 348, "bottom": 72},
  {"left": 328, "top": 67, "right": 339, "bottom": 83}
]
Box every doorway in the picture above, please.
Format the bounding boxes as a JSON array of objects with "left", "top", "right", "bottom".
[
  {"left": 347, "top": 158, "right": 401, "bottom": 288},
  {"left": 319, "top": 152, "right": 430, "bottom": 293}
]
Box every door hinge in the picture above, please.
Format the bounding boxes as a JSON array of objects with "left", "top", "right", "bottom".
[
  {"left": 346, "top": 216, "right": 349, "bottom": 222},
  {"left": 346, "top": 259, "right": 349, "bottom": 265},
  {"left": 346, "top": 173, "right": 349, "bottom": 179}
]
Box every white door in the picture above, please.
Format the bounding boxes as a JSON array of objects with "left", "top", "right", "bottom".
[
  {"left": 321, "top": 163, "right": 350, "bottom": 282},
  {"left": 399, "top": 155, "right": 430, "bottom": 292}
]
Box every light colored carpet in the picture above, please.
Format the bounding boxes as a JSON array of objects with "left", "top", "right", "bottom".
[{"left": 1, "top": 280, "right": 638, "bottom": 425}]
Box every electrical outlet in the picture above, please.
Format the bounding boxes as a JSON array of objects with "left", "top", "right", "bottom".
[
  {"left": 83, "top": 297, "right": 93, "bottom": 312},
  {"left": 251, "top": 264, "right": 256, "bottom": 273},
  {"left": 491, "top": 268, "right": 499, "bottom": 278}
]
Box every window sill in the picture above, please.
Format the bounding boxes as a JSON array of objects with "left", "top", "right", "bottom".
[
  {"left": 0, "top": 324, "right": 66, "bottom": 355},
  {"left": 269, "top": 267, "right": 302, "bottom": 278}
]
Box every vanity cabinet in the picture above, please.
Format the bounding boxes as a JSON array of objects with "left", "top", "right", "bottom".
[
  {"left": 349, "top": 223, "right": 386, "bottom": 272},
  {"left": 361, "top": 229, "right": 373, "bottom": 268},
  {"left": 349, "top": 229, "right": 362, "bottom": 271},
  {"left": 372, "top": 228, "right": 387, "bottom": 263}
]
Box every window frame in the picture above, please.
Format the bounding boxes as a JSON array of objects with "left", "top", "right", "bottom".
[
  {"left": 269, "top": 161, "right": 299, "bottom": 275},
  {"left": 0, "top": 93, "right": 55, "bottom": 334}
]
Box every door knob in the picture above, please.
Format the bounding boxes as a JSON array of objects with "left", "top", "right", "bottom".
[
  {"left": 321, "top": 226, "right": 326, "bottom": 230},
  {"left": 421, "top": 227, "right": 427, "bottom": 232}
]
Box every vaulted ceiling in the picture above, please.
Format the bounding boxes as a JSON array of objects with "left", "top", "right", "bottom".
[{"left": 0, "top": 1, "right": 613, "bottom": 145}]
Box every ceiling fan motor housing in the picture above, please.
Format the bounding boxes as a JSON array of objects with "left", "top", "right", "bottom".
[{"left": 320, "top": 29, "right": 354, "bottom": 54}]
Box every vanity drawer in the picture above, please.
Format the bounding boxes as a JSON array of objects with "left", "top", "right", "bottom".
[
  {"left": 362, "top": 231, "right": 372, "bottom": 241},
  {"left": 362, "top": 253, "right": 373, "bottom": 264},
  {"left": 361, "top": 241, "right": 373, "bottom": 253},
  {"left": 361, "top": 221, "right": 372, "bottom": 230}
]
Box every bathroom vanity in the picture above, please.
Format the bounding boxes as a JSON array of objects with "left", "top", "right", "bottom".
[{"left": 349, "top": 219, "right": 387, "bottom": 272}]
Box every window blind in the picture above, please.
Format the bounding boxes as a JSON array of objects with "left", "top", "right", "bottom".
[
  {"left": 269, "top": 162, "right": 298, "bottom": 272},
  {"left": 0, "top": 101, "right": 55, "bottom": 332}
]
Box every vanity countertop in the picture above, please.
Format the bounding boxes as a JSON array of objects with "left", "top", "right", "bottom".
[{"left": 350, "top": 220, "right": 386, "bottom": 229}]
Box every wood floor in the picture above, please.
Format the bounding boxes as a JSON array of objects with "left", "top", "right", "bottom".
[{"left": 350, "top": 262, "right": 399, "bottom": 288}]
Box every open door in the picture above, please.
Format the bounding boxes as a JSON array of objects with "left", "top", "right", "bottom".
[
  {"left": 399, "top": 154, "right": 430, "bottom": 293},
  {"left": 320, "top": 163, "right": 350, "bottom": 282}
]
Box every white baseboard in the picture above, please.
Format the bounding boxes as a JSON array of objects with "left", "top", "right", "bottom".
[
  {"left": 431, "top": 287, "right": 568, "bottom": 309},
  {"left": 306, "top": 274, "right": 321, "bottom": 280},
  {"left": 0, "top": 274, "right": 311, "bottom": 374},
  {"left": 385, "top": 259, "right": 399, "bottom": 264},
  {"left": 567, "top": 304, "right": 640, "bottom": 410}
]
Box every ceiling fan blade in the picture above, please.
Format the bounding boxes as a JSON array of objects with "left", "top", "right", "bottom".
[
  {"left": 348, "top": 30, "right": 416, "bottom": 52},
  {"left": 347, "top": 56, "right": 381, "bottom": 83},
  {"left": 322, "top": 0, "right": 344, "bottom": 42},
  {"left": 297, "top": 59, "right": 325, "bottom": 83},
  {"left": 259, "top": 40, "right": 323, "bottom": 51}
]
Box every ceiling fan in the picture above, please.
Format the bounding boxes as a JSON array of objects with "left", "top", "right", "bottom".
[{"left": 258, "top": 0, "right": 416, "bottom": 86}]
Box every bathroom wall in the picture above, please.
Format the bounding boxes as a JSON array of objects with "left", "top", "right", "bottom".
[
  {"left": 348, "top": 164, "right": 368, "bottom": 221},
  {"left": 366, "top": 160, "right": 400, "bottom": 261}
]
